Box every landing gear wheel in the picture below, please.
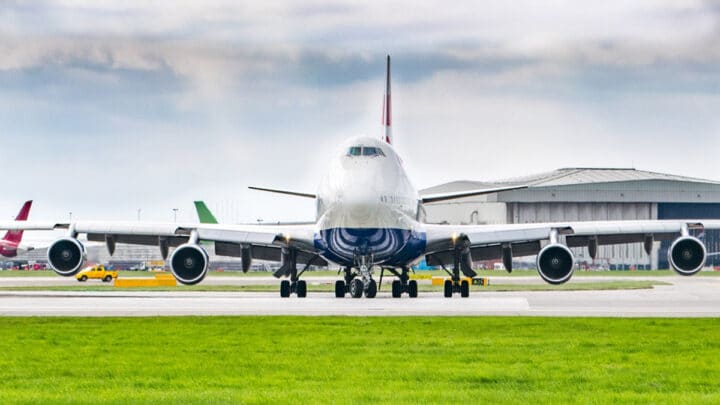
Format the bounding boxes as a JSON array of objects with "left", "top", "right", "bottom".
[
  {"left": 408, "top": 280, "right": 418, "bottom": 298},
  {"left": 391, "top": 280, "right": 402, "bottom": 298},
  {"left": 280, "top": 280, "right": 291, "bottom": 298},
  {"left": 103, "top": 275, "right": 112, "bottom": 282},
  {"left": 350, "top": 279, "right": 364, "bottom": 298},
  {"left": 365, "top": 279, "right": 377, "bottom": 298},
  {"left": 443, "top": 280, "right": 453, "bottom": 298},
  {"left": 335, "top": 280, "right": 346, "bottom": 298},
  {"left": 296, "top": 280, "right": 307, "bottom": 298},
  {"left": 460, "top": 279, "right": 470, "bottom": 298}
]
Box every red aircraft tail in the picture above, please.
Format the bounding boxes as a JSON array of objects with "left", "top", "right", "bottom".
[
  {"left": 381, "top": 55, "right": 392, "bottom": 144},
  {"left": 2, "top": 200, "right": 32, "bottom": 245}
]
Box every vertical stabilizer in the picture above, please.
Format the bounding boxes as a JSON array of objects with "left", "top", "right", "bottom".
[
  {"left": 2, "top": 200, "right": 32, "bottom": 245},
  {"left": 382, "top": 55, "right": 392, "bottom": 144},
  {"left": 194, "top": 201, "right": 219, "bottom": 224}
]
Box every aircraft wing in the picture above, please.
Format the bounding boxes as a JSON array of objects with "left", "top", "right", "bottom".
[
  {"left": 0, "top": 220, "right": 322, "bottom": 263},
  {"left": 0, "top": 221, "right": 67, "bottom": 231},
  {"left": 423, "top": 220, "right": 720, "bottom": 270}
]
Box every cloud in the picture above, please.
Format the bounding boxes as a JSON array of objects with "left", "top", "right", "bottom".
[{"left": 1, "top": 0, "right": 720, "bottom": 227}]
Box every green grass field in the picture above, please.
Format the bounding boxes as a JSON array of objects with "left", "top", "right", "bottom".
[
  {"left": 0, "top": 317, "right": 718, "bottom": 403},
  {"left": 0, "top": 280, "right": 667, "bottom": 293}
]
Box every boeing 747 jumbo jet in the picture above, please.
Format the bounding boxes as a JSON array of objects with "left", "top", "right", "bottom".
[{"left": 2, "top": 56, "right": 719, "bottom": 298}]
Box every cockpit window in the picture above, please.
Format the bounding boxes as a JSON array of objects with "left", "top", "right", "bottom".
[
  {"left": 362, "top": 146, "right": 385, "bottom": 157},
  {"left": 347, "top": 146, "right": 386, "bottom": 157}
]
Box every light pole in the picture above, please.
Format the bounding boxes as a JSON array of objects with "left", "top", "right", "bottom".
[
  {"left": 172, "top": 208, "right": 178, "bottom": 223},
  {"left": 137, "top": 208, "right": 141, "bottom": 221},
  {"left": 69, "top": 211, "right": 72, "bottom": 222}
]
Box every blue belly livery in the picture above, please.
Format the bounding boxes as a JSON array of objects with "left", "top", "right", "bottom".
[{"left": 314, "top": 228, "right": 426, "bottom": 267}]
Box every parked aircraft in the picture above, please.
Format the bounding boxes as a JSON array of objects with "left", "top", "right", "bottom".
[{"left": 2, "top": 56, "right": 718, "bottom": 298}]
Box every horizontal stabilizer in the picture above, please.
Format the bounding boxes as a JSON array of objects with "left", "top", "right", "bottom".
[
  {"left": 421, "top": 185, "right": 528, "bottom": 204},
  {"left": 249, "top": 186, "right": 316, "bottom": 199}
]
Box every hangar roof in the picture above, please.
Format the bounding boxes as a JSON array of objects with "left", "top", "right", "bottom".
[
  {"left": 421, "top": 168, "right": 720, "bottom": 203},
  {"left": 421, "top": 168, "right": 720, "bottom": 195}
]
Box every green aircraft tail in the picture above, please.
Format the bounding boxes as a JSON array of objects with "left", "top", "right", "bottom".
[{"left": 194, "top": 201, "right": 219, "bottom": 224}]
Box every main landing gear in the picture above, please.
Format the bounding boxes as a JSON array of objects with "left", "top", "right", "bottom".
[
  {"left": 384, "top": 267, "right": 418, "bottom": 298},
  {"left": 440, "top": 244, "right": 474, "bottom": 298},
  {"left": 276, "top": 248, "right": 320, "bottom": 298},
  {"left": 335, "top": 267, "right": 378, "bottom": 298},
  {"left": 334, "top": 266, "right": 419, "bottom": 299}
]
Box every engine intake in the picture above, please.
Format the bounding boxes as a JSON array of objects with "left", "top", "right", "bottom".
[
  {"left": 537, "top": 244, "right": 575, "bottom": 285},
  {"left": 47, "top": 238, "right": 85, "bottom": 276},
  {"left": 170, "top": 244, "right": 209, "bottom": 285},
  {"left": 668, "top": 236, "right": 706, "bottom": 276}
]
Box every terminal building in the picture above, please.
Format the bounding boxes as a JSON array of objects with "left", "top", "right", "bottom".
[{"left": 421, "top": 168, "right": 720, "bottom": 270}]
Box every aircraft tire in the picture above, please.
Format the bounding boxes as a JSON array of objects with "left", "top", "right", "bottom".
[
  {"left": 350, "top": 279, "right": 363, "bottom": 298},
  {"left": 443, "top": 280, "right": 453, "bottom": 298},
  {"left": 408, "top": 280, "right": 418, "bottom": 298},
  {"left": 391, "top": 280, "right": 402, "bottom": 298},
  {"left": 365, "top": 279, "right": 377, "bottom": 298},
  {"left": 460, "top": 280, "right": 470, "bottom": 298},
  {"left": 280, "top": 280, "right": 291, "bottom": 298},
  {"left": 334, "top": 280, "right": 346, "bottom": 298},
  {"left": 296, "top": 280, "right": 307, "bottom": 298}
]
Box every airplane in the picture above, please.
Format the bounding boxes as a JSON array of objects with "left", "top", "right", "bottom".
[
  {"left": 2, "top": 55, "right": 719, "bottom": 299},
  {"left": 0, "top": 201, "right": 34, "bottom": 258}
]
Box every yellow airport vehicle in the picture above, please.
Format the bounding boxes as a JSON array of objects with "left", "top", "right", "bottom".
[
  {"left": 431, "top": 276, "right": 488, "bottom": 286},
  {"left": 114, "top": 272, "right": 177, "bottom": 288},
  {"left": 75, "top": 265, "right": 118, "bottom": 282}
]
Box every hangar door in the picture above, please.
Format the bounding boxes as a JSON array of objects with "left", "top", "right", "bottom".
[{"left": 658, "top": 203, "right": 720, "bottom": 269}]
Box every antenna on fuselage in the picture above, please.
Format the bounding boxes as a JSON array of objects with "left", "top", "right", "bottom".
[{"left": 382, "top": 54, "right": 392, "bottom": 145}]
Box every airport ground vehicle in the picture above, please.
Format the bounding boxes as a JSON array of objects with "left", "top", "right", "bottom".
[{"left": 75, "top": 265, "right": 118, "bottom": 282}]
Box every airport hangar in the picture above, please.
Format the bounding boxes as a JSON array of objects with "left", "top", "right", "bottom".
[{"left": 420, "top": 167, "right": 720, "bottom": 270}]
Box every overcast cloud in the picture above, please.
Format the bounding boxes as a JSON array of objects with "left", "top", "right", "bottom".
[{"left": 1, "top": 1, "right": 719, "bottom": 231}]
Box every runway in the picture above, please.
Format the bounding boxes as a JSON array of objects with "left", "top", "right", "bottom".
[{"left": 1, "top": 276, "right": 718, "bottom": 317}]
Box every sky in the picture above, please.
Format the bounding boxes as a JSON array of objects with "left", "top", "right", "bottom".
[{"left": 2, "top": 0, "right": 720, "bottom": 228}]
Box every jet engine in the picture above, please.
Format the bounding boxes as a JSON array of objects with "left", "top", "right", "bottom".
[
  {"left": 47, "top": 238, "right": 85, "bottom": 276},
  {"left": 170, "top": 244, "right": 209, "bottom": 285},
  {"left": 536, "top": 244, "right": 575, "bottom": 285},
  {"left": 668, "top": 236, "right": 706, "bottom": 276}
]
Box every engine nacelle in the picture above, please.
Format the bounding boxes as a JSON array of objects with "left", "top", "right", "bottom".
[
  {"left": 47, "top": 238, "right": 86, "bottom": 276},
  {"left": 170, "top": 244, "right": 209, "bottom": 285},
  {"left": 537, "top": 243, "right": 575, "bottom": 285},
  {"left": 668, "top": 236, "right": 706, "bottom": 276}
]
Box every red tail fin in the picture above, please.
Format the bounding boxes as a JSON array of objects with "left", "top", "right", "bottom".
[
  {"left": 3, "top": 200, "right": 32, "bottom": 245},
  {"left": 382, "top": 55, "right": 392, "bottom": 144}
]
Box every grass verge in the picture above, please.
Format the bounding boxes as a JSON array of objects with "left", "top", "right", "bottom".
[{"left": 0, "top": 317, "right": 718, "bottom": 403}]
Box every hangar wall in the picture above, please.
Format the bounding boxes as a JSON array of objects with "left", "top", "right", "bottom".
[{"left": 422, "top": 168, "right": 720, "bottom": 269}]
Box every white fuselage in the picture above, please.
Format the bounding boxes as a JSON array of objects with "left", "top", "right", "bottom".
[{"left": 312, "top": 137, "right": 427, "bottom": 266}]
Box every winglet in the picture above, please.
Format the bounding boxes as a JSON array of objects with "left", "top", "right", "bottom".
[
  {"left": 382, "top": 54, "right": 392, "bottom": 144},
  {"left": 194, "top": 201, "right": 219, "bottom": 224}
]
